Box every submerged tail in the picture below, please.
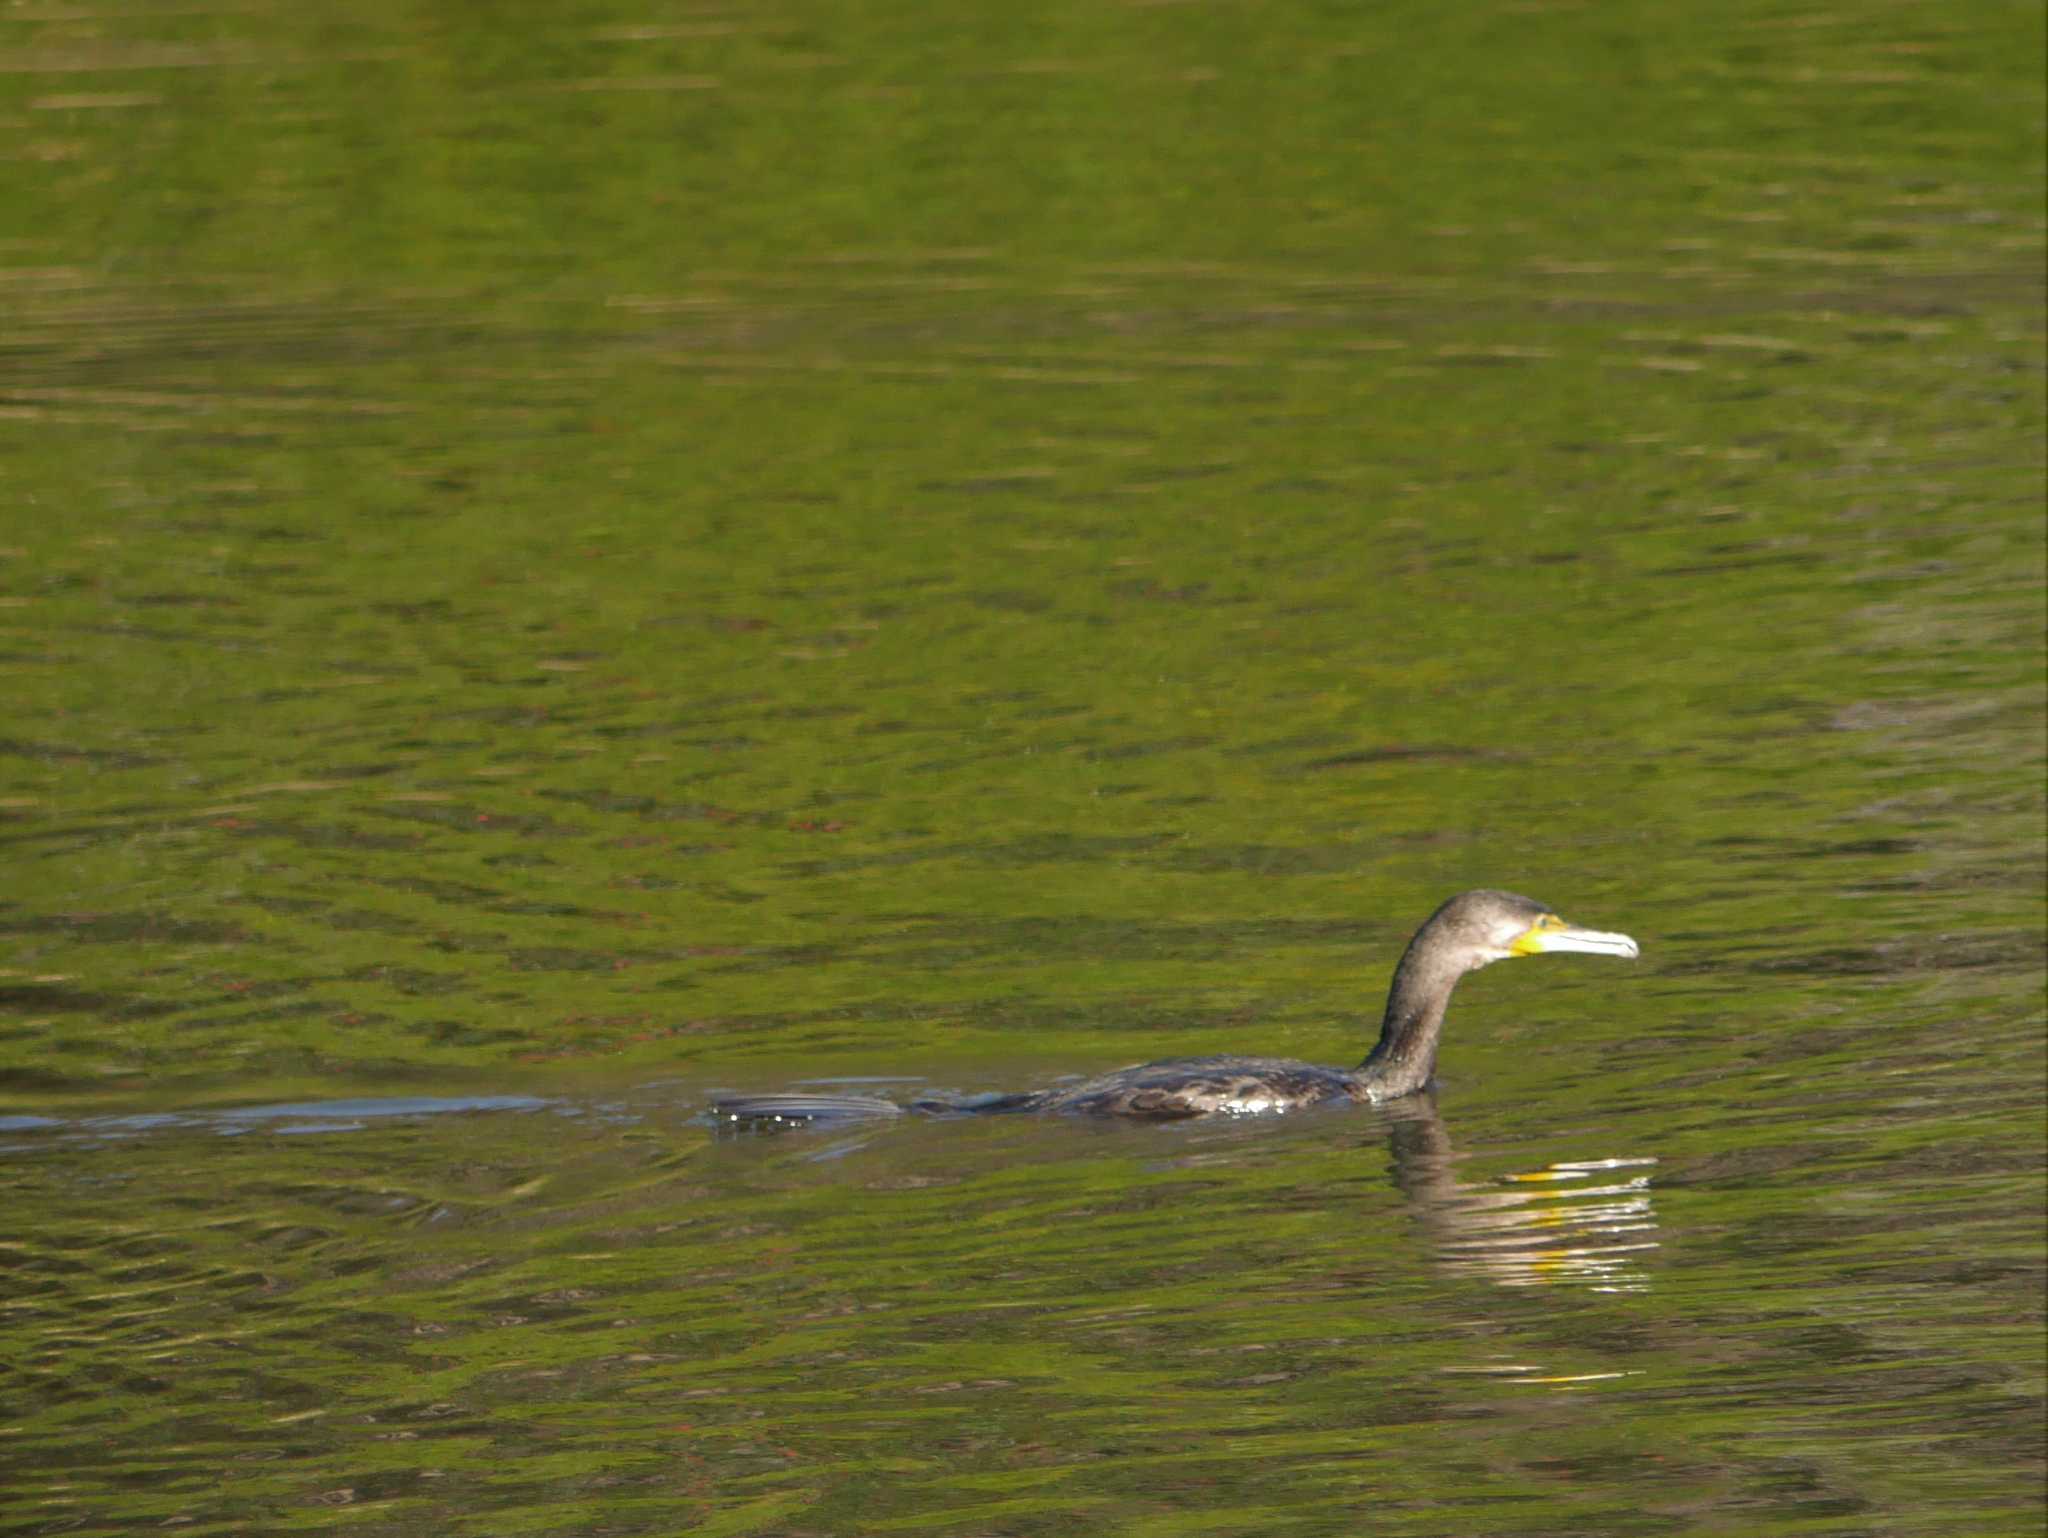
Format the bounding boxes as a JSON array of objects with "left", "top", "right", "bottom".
[
  {"left": 711, "top": 1093, "right": 906, "bottom": 1129},
  {"left": 710, "top": 1089, "right": 1044, "bottom": 1131}
]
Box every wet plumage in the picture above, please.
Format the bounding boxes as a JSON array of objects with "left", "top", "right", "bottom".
[{"left": 712, "top": 889, "right": 1639, "bottom": 1127}]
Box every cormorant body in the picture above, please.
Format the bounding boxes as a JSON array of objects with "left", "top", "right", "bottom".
[{"left": 712, "top": 889, "right": 1638, "bottom": 1126}]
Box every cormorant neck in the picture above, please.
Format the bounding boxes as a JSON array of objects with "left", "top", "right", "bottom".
[{"left": 1356, "top": 923, "right": 1471, "bottom": 1098}]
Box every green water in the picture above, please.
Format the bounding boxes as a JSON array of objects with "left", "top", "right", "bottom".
[{"left": 3, "top": 0, "right": 2043, "bottom": 1533}]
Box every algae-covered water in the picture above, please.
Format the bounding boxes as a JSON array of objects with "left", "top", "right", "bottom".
[{"left": 2, "top": 1, "right": 2043, "bottom": 1533}]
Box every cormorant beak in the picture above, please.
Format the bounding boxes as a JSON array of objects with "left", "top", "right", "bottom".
[{"left": 1510, "top": 917, "right": 1640, "bottom": 960}]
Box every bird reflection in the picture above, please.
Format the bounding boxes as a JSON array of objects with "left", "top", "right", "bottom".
[{"left": 1377, "top": 1093, "right": 1658, "bottom": 1292}]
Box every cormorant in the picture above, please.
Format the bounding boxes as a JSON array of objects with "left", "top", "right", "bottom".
[{"left": 711, "top": 889, "right": 1638, "bottom": 1125}]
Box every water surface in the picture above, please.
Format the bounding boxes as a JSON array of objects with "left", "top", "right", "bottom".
[{"left": 2, "top": 0, "right": 2042, "bottom": 1533}]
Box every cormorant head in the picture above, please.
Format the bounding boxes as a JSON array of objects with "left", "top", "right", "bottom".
[{"left": 1428, "top": 889, "right": 1640, "bottom": 971}]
